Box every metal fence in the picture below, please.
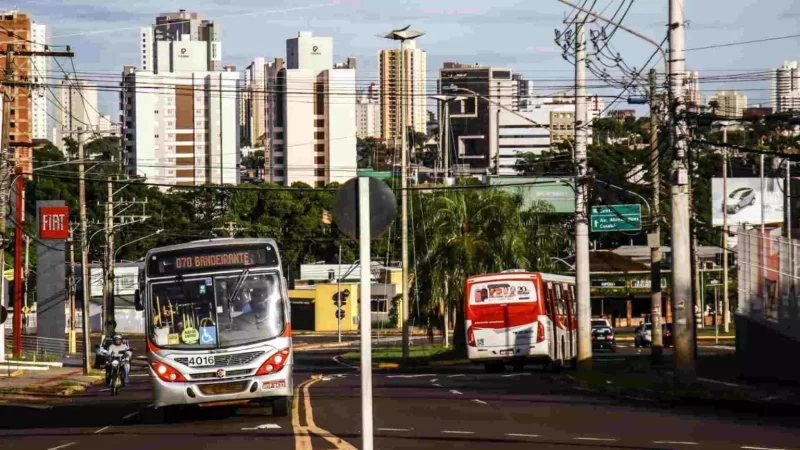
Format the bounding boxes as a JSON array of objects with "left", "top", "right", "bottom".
[{"left": 3, "top": 334, "right": 85, "bottom": 360}]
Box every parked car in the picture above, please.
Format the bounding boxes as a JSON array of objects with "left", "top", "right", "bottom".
[
  {"left": 591, "top": 325, "right": 616, "bottom": 352},
  {"left": 726, "top": 187, "right": 755, "bottom": 214},
  {"left": 634, "top": 323, "right": 673, "bottom": 348},
  {"left": 591, "top": 318, "right": 612, "bottom": 328}
]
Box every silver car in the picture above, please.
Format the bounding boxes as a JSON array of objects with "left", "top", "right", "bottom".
[{"left": 726, "top": 187, "right": 755, "bottom": 214}]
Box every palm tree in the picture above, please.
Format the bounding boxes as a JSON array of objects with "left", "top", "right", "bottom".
[
  {"left": 708, "top": 100, "right": 721, "bottom": 116},
  {"left": 415, "top": 186, "right": 529, "bottom": 351}
]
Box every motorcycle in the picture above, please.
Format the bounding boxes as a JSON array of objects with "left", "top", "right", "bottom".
[{"left": 102, "top": 350, "right": 131, "bottom": 396}]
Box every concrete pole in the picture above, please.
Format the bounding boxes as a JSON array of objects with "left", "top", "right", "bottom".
[
  {"left": 722, "top": 128, "right": 730, "bottom": 332},
  {"left": 400, "top": 40, "right": 410, "bottom": 360},
  {"left": 669, "top": 0, "right": 696, "bottom": 380},
  {"left": 105, "top": 177, "right": 115, "bottom": 337},
  {"left": 760, "top": 153, "right": 766, "bottom": 312},
  {"left": 337, "top": 244, "right": 342, "bottom": 344},
  {"left": 649, "top": 69, "right": 664, "bottom": 361},
  {"left": 574, "top": 14, "right": 592, "bottom": 372},
  {"left": 78, "top": 128, "right": 92, "bottom": 375},
  {"left": 444, "top": 101, "right": 450, "bottom": 180},
  {"left": 358, "top": 177, "right": 374, "bottom": 450},
  {"left": 68, "top": 230, "right": 77, "bottom": 354}
]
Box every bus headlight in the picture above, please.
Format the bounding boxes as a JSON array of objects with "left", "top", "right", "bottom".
[{"left": 256, "top": 348, "right": 290, "bottom": 375}]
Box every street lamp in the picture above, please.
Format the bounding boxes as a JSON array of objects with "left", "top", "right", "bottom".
[
  {"left": 111, "top": 229, "right": 162, "bottom": 313},
  {"left": 593, "top": 179, "right": 652, "bottom": 220}
]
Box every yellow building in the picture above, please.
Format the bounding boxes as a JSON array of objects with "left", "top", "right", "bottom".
[{"left": 290, "top": 263, "right": 403, "bottom": 332}]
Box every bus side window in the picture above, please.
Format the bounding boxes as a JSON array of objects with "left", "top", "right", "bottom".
[
  {"left": 568, "top": 284, "right": 577, "bottom": 315},
  {"left": 544, "top": 282, "right": 553, "bottom": 315},
  {"left": 554, "top": 284, "right": 565, "bottom": 315}
]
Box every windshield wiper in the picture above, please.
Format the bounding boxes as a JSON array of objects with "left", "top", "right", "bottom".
[{"left": 227, "top": 268, "right": 250, "bottom": 320}]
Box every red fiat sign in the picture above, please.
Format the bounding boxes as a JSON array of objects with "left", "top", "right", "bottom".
[{"left": 39, "top": 206, "right": 69, "bottom": 240}]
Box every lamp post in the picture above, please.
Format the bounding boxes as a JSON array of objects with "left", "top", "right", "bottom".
[{"left": 380, "top": 26, "right": 424, "bottom": 365}]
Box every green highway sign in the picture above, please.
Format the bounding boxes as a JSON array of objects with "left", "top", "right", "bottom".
[{"left": 591, "top": 204, "right": 642, "bottom": 232}]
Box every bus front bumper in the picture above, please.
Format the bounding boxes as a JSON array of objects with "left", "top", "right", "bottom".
[{"left": 151, "top": 366, "right": 293, "bottom": 408}]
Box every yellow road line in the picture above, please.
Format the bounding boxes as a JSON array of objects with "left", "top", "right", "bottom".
[{"left": 294, "top": 375, "right": 356, "bottom": 450}]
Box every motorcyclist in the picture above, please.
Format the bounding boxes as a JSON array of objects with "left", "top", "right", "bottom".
[{"left": 105, "top": 334, "right": 132, "bottom": 386}]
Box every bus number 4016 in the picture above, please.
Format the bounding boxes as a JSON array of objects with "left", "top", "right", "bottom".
[{"left": 187, "top": 356, "right": 215, "bottom": 367}]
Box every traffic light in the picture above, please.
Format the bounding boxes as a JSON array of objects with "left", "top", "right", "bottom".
[{"left": 341, "top": 289, "right": 350, "bottom": 306}]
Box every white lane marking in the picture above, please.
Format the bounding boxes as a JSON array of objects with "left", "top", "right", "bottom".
[
  {"left": 697, "top": 377, "right": 741, "bottom": 388},
  {"left": 502, "top": 373, "right": 531, "bottom": 377},
  {"left": 242, "top": 423, "right": 281, "bottom": 430},
  {"left": 99, "top": 388, "right": 110, "bottom": 392},
  {"left": 378, "top": 428, "right": 411, "bottom": 432},
  {"left": 94, "top": 426, "right": 110, "bottom": 434},
  {"left": 471, "top": 399, "right": 487, "bottom": 405},
  {"left": 654, "top": 441, "right": 698, "bottom": 445},
  {"left": 594, "top": 358, "right": 626, "bottom": 361},
  {"left": 146, "top": 403, "right": 154, "bottom": 408},
  {"left": 447, "top": 374, "right": 465, "bottom": 378},
  {"left": 575, "top": 437, "right": 617, "bottom": 442},
  {"left": 432, "top": 383, "right": 443, "bottom": 387},
  {"left": 442, "top": 430, "right": 475, "bottom": 435},
  {"left": 741, "top": 446, "right": 787, "bottom": 450},
  {"left": 47, "top": 443, "right": 76, "bottom": 450},
  {"left": 332, "top": 355, "right": 359, "bottom": 369},
  {"left": 387, "top": 374, "right": 436, "bottom": 379},
  {"left": 449, "top": 390, "right": 463, "bottom": 395},
  {"left": 507, "top": 433, "right": 540, "bottom": 438},
  {"left": 572, "top": 386, "right": 596, "bottom": 393},
  {"left": 130, "top": 373, "right": 150, "bottom": 378},
  {"left": 430, "top": 378, "right": 438, "bottom": 383},
  {"left": 123, "top": 411, "right": 139, "bottom": 420}
]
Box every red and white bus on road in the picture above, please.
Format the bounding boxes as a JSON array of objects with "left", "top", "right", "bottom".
[{"left": 465, "top": 271, "right": 577, "bottom": 372}]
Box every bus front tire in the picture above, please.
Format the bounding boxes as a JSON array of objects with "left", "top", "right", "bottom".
[{"left": 272, "top": 396, "right": 292, "bottom": 417}]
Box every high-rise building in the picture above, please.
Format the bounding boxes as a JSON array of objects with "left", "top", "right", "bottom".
[
  {"left": 439, "top": 62, "right": 516, "bottom": 175},
  {"left": 122, "top": 10, "right": 237, "bottom": 186},
  {"left": 513, "top": 73, "right": 535, "bottom": 111},
  {"left": 771, "top": 61, "right": 800, "bottom": 112},
  {"left": 356, "top": 83, "right": 380, "bottom": 139},
  {"left": 708, "top": 90, "right": 748, "bottom": 118},
  {"left": 0, "top": 10, "right": 34, "bottom": 170},
  {"left": 57, "top": 78, "right": 100, "bottom": 135},
  {"left": 30, "top": 21, "right": 47, "bottom": 141},
  {"left": 242, "top": 57, "right": 267, "bottom": 147},
  {"left": 266, "top": 32, "right": 357, "bottom": 187},
  {"left": 683, "top": 71, "right": 701, "bottom": 107},
  {"left": 120, "top": 68, "right": 239, "bottom": 185},
  {"left": 379, "top": 40, "right": 427, "bottom": 143},
  {"left": 140, "top": 10, "right": 221, "bottom": 73}
]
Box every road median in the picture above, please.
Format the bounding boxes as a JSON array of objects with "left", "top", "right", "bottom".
[{"left": 340, "top": 347, "right": 468, "bottom": 369}]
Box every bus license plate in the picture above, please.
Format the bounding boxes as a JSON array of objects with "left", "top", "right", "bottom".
[
  {"left": 187, "top": 356, "right": 215, "bottom": 367},
  {"left": 500, "top": 350, "right": 513, "bottom": 355}
]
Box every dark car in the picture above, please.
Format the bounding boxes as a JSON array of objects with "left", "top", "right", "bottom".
[{"left": 591, "top": 326, "right": 615, "bottom": 352}]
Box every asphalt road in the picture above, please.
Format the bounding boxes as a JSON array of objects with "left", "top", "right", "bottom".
[{"left": 0, "top": 345, "right": 796, "bottom": 450}]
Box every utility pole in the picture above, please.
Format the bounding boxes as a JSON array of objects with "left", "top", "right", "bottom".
[
  {"left": 722, "top": 128, "right": 730, "bottom": 333},
  {"left": 68, "top": 227, "right": 77, "bottom": 354},
  {"left": 649, "top": 69, "right": 664, "bottom": 361},
  {"left": 400, "top": 39, "right": 410, "bottom": 361},
  {"left": 1, "top": 45, "right": 15, "bottom": 357},
  {"left": 13, "top": 167, "right": 22, "bottom": 356},
  {"left": 104, "top": 176, "right": 115, "bottom": 337},
  {"left": 574, "top": 11, "right": 592, "bottom": 372},
  {"left": 23, "top": 234, "right": 29, "bottom": 307},
  {"left": 669, "top": 0, "right": 696, "bottom": 380},
  {"left": 78, "top": 128, "right": 92, "bottom": 375}
]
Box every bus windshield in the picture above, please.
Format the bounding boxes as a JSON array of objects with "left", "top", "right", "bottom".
[{"left": 149, "top": 271, "right": 285, "bottom": 349}]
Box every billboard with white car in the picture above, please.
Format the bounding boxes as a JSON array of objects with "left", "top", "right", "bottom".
[{"left": 711, "top": 178, "right": 785, "bottom": 226}]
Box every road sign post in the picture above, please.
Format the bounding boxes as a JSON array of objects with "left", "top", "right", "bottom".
[
  {"left": 591, "top": 205, "right": 642, "bottom": 232},
  {"left": 332, "top": 177, "right": 397, "bottom": 450}
]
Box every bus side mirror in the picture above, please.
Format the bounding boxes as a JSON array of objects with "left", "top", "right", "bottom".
[{"left": 134, "top": 289, "right": 143, "bottom": 311}]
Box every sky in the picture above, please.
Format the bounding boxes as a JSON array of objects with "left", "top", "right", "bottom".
[{"left": 22, "top": 0, "right": 800, "bottom": 116}]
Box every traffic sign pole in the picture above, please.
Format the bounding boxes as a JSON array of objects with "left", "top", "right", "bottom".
[{"left": 358, "top": 177, "right": 374, "bottom": 450}]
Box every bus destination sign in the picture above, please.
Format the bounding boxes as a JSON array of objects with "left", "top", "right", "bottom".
[{"left": 149, "top": 246, "right": 279, "bottom": 276}]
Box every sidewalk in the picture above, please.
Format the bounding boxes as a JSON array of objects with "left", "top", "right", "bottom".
[
  {"left": 574, "top": 352, "right": 800, "bottom": 415},
  {"left": 0, "top": 364, "right": 103, "bottom": 399}
]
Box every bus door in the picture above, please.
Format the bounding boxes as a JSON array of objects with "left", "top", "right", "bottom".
[
  {"left": 545, "top": 281, "right": 558, "bottom": 358},
  {"left": 563, "top": 283, "right": 575, "bottom": 358}
]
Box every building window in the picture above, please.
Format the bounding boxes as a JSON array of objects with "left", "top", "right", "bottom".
[
  {"left": 314, "top": 119, "right": 324, "bottom": 128},
  {"left": 315, "top": 156, "right": 325, "bottom": 165},
  {"left": 371, "top": 298, "right": 388, "bottom": 313},
  {"left": 315, "top": 168, "right": 325, "bottom": 177},
  {"left": 315, "top": 144, "right": 325, "bottom": 153},
  {"left": 275, "top": 157, "right": 284, "bottom": 165},
  {"left": 154, "top": 110, "right": 159, "bottom": 114},
  {"left": 275, "top": 169, "right": 285, "bottom": 177},
  {"left": 314, "top": 131, "right": 325, "bottom": 140},
  {"left": 315, "top": 82, "right": 325, "bottom": 115},
  {"left": 315, "top": 181, "right": 325, "bottom": 188},
  {"left": 154, "top": 134, "right": 159, "bottom": 138}
]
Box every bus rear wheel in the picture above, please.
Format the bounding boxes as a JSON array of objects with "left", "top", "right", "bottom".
[{"left": 272, "top": 396, "right": 292, "bottom": 417}]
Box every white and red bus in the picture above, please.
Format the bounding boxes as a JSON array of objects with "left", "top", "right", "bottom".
[{"left": 465, "top": 271, "right": 577, "bottom": 372}]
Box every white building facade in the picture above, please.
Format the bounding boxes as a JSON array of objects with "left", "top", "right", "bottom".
[
  {"left": 497, "top": 95, "right": 604, "bottom": 176},
  {"left": 709, "top": 90, "right": 748, "bottom": 118},
  {"left": 356, "top": 83, "right": 380, "bottom": 138},
  {"left": 771, "top": 61, "right": 800, "bottom": 113},
  {"left": 30, "top": 22, "right": 48, "bottom": 140},
  {"left": 266, "top": 32, "right": 357, "bottom": 187}
]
